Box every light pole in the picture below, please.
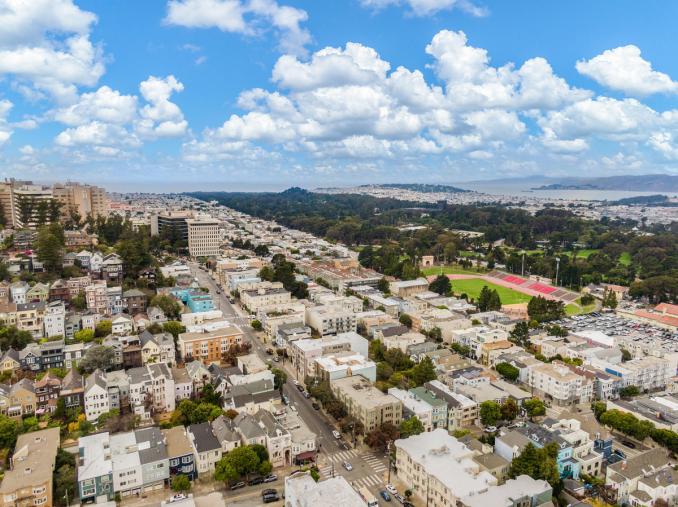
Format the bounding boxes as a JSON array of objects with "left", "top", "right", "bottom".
[
  {"left": 555, "top": 257, "right": 561, "bottom": 287},
  {"left": 520, "top": 250, "right": 526, "bottom": 277}
]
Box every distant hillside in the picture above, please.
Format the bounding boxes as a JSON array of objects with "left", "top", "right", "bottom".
[
  {"left": 366, "top": 183, "right": 469, "bottom": 193},
  {"left": 610, "top": 194, "right": 678, "bottom": 206},
  {"left": 531, "top": 174, "right": 678, "bottom": 192}
]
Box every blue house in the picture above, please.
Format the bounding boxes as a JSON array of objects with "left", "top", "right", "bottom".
[
  {"left": 163, "top": 426, "right": 197, "bottom": 481},
  {"left": 518, "top": 423, "right": 580, "bottom": 479},
  {"left": 169, "top": 288, "right": 215, "bottom": 313}
]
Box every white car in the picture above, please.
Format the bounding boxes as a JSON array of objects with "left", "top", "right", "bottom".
[
  {"left": 290, "top": 405, "right": 297, "bottom": 412},
  {"left": 343, "top": 462, "right": 353, "bottom": 471},
  {"left": 385, "top": 484, "right": 397, "bottom": 495},
  {"left": 484, "top": 426, "right": 498, "bottom": 433},
  {"left": 332, "top": 430, "right": 341, "bottom": 439}
]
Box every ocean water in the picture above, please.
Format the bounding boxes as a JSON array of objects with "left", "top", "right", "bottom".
[{"left": 457, "top": 181, "right": 678, "bottom": 201}]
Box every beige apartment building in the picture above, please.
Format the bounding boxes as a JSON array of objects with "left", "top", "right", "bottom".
[
  {"left": 52, "top": 182, "right": 108, "bottom": 220},
  {"left": 331, "top": 375, "right": 402, "bottom": 432},
  {"left": 0, "top": 427, "right": 60, "bottom": 507},
  {"left": 178, "top": 325, "right": 244, "bottom": 365},
  {"left": 187, "top": 218, "right": 220, "bottom": 257},
  {"left": 240, "top": 286, "right": 291, "bottom": 313}
]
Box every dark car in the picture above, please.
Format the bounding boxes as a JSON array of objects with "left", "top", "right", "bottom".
[
  {"left": 248, "top": 476, "right": 264, "bottom": 486},
  {"left": 230, "top": 481, "right": 246, "bottom": 490},
  {"left": 263, "top": 474, "right": 278, "bottom": 483},
  {"left": 311, "top": 401, "right": 320, "bottom": 410},
  {"left": 263, "top": 495, "right": 279, "bottom": 504},
  {"left": 380, "top": 490, "right": 392, "bottom": 502},
  {"left": 622, "top": 440, "right": 637, "bottom": 449},
  {"left": 262, "top": 489, "right": 278, "bottom": 496},
  {"left": 296, "top": 383, "right": 304, "bottom": 391}
]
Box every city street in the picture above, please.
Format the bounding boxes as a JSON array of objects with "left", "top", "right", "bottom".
[{"left": 189, "top": 263, "right": 394, "bottom": 502}]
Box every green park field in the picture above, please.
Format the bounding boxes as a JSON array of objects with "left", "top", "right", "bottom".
[{"left": 450, "top": 278, "right": 532, "bottom": 305}]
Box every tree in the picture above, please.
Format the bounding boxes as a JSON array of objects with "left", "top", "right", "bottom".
[
  {"left": 365, "top": 423, "right": 399, "bottom": 450},
  {"left": 501, "top": 398, "right": 519, "bottom": 421},
  {"left": 95, "top": 320, "right": 112, "bottom": 338},
  {"left": 71, "top": 291, "right": 87, "bottom": 311},
  {"left": 479, "top": 401, "right": 502, "bottom": 426},
  {"left": 509, "top": 321, "right": 530, "bottom": 347},
  {"left": 477, "top": 286, "right": 501, "bottom": 312},
  {"left": 399, "top": 313, "right": 413, "bottom": 328},
  {"left": 369, "top": 339, "right": 386, "bottom": 361},
  {"left": 271, "top": 368, "right": 287, "bottom": 394},
  {"left": 200, "top": 383, "right": 223, "bottom": 406},
  {"left": 0, "top": 325, "right": 33, "bottom": 351},
  {"left": 399, "top": 416, "right": 425, "bottom": 438},
  {"left": 620, "top": 385, "right": 641, "bottom": 398},
  {"left": 428, "top": 326, "right": 442, "bottom": 343},
  {"left": 522, "top": 398, "right": 546, "bottom": 419},
  {"left": 73, "top": 329, "right": 95, "bottom": 343},
  {"left": 79, "top": 345, "right": 115, "bottom": 373},
  {"left": 407, "top": 357, "right": 436, "bottom": 386},
  {"left": 36, "top": 224, "right": 65, "bottom": 273},
  {"left": 221, "top": 446, "right": 260, "bottom": 480},
  {"left": 602, "top": 289, "right": 618, "bottom": 309},
  {"left": 377, "top": 277, "right": 390, "bottom": 293},
  {"left": 150, "top": 295, "right": 182, "bottom": 320},
  {"left": 251, "top": 319, "right": 262, "bottom": 331},
  {"left": 620, "top": 348, "right": 632, "bottom": 362},
  {"left": 429, "top": 275, "right": 451, "bottom": 296},
  {"left": 171, "top": 475, "right": 191, "bottom": 492},
  {"left": 163, "top": 321, "right": 186, "bottom": 339},
  {"left": 250, "top": 443, "right": 269, "bottom": 464},
  {"left": 214, "top": 458, "right": 238, "bottom": 483},
  {"left": 53, "top": 449, "right": 76, "bottom": 507},
  {"left": 0, "top": 414, "right": 20, "bottom": 448},
  {"left": 528, "top": 296, "right": 565, "bottom": 323},
  {"left": 495, "top": 362, "right": 519, "bottom": 381},
  {"left": 509, "top": 443, "right": 560, "bottom": 487}
]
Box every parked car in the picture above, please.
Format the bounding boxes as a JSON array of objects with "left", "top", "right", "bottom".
[
  {"left": 386, "top": 484, "right": 397, "bottom": 495},
  {"left": 484, "top": 426, "right": 497, "bottom": 433},
  {"left": 303, "top": 390, "right": 310, "bottom": 398},
  {"left": 263, "top": 495, "right": 279, "bottom": 504},
  {"left": 282, "top": 395, "right": 289, "bottom": 405},
  {"left": 273, "top": 356, "right": 280, "bottom": 362},
  {"left": 394, "top": 493, "right": 405, "bottom": 504},
  {"left": 614, "top": 449, "right": 626, "bottom": 459},
  {"left": 332, "top": 430, "right": 341, "bottom": 439},
  {"left": 262, "top": 489, "right": 277, "bottom": 496},
  {"left": 296, "top": 383, "right": 304, "bottom": 392},
  {"left": 248, "top": 476, "right": 264, "bottom": 486},
  {"left": 230, "top": 481, "right": 246, "bottom": 490},
  {"left": 343, "top": 462, "right": 353, "bottom": 471},
  {"left": 168, "top": 494, "right": 187, "bottom": 503},
  {"left": 312, "top": 402, "right": 320, "bottom": 410},
  {"left": 263, "top": 474, "right": 277, "bottom": 483},
  {"left": 622, "top": 440, "right": 637, "bottom": 449},
  {"left": 380, "top": 490, "right": 392, "bottom": 502}
]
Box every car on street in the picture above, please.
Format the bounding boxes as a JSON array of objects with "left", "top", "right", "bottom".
[
  {"left": 394, "top": 493, "right": 405, "bottom": 504},
  {"left": 614, "top": 449, "right": 626, "bottom": 459},
  {"left": 273, "top": 356, "right": 280, "bottom": 362},
  {"left": 303, "top": 390, "right": 310, "bottom": 398},
  {"left": 263, "top": 474, "right": 277, "bottom": 483},
  {"left": 484, "top": 426, "right": 497, "bottom": 433},
  {"left": 168, "top": 494, "right": 187, "bottom": 503},
  {"left": 332, "top": 430, "right": 341, "bottom": 439},
  {"left": 622, "top": 440, "right": 636, "bottom": 449},
  {"left": 343, "top": 462, "right": 353, "bottom": 471},
  {"left": 296, "top": 383, "right": 304, "bottom": 391},
  {"left": 248, "top": 476, "right": 264, "bottom": 485},
  {"left": 282, "top": 395, "right": 289, "bottom": 405},
  {"left": 290, "top": 405, "right": 297, "bottom": 412},
  {"left": 262, "top": 489, "right": 277, "bottom": 496},
  {"left": 386, "top": 484, "right": 397, "bottom": 495},
  {"left": 262, "top": 489, "right": 279, "bottom": 503},
  {"left": 380, "top": 490, "right": 392, "bottom": 502},
  {"left": 229, "top": 481, "right": 246, "bottom": 490},
  {"left": 312, "top": 402, "right": 320, "bottom": 410}
]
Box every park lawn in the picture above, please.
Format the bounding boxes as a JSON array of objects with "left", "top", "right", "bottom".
[
  {"left": 566, "top": 299, "right": 597, "bottom": 316},
  {"left": 618, "top": 252, "right": 632, "bottom": 266},
  {"left": 422, "top": 265, "right": 488, "bottom": 276},
  {"left": 563, "top": 249, "right": 600, "bottom": 259},
  {"left": 451, "top": 278, "right": 532, "bottom": 305}
]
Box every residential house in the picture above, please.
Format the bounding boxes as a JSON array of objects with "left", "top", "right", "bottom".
[
  {"left": 60, "top": 368, "right": 85, "bottom": 409},
  {"left": 140, "top": 331, "right": 176, "bottom": 366},
  {"left": 331, "top": 375, "right": 402, "bottom": 433},
  {"left": 34, "top": 372, "right": 61, "bottom": 414},
  {"left": 177, "top": 325, "right": 244, "bottom": 365},
  {"left": 187, "top": 423, "right": 222, "bottom": 475},
  {"left": 123, "top": 289, "right": 147, "bottom": 315},
  {"left": 43, "top": 300, "right": 66, "bottom": 337},
  {"left": 8, "top": 379, "right": 36, "bottom": 418},
  {"left": 84, "top": 369, "right": 110, "bottom": 421},
  {"left": 0, "top": 427, "right": 60, "bottom": 507},
  {"left": 128, "top": 363, "right": 176, "bottom": 419},
  {"left": 162, "top": 426, "right": 197, "bottom": 481},
  {"left": 0, "top": 348, "right": 19, "bottom": 374}
]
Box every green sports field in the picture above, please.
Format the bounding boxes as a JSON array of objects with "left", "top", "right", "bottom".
[
  {"left": 421, "top": 265, "right": 487, "bottom": 276},
  {"left": 450, "top": 278, "right": 532, "bottom": 305}
]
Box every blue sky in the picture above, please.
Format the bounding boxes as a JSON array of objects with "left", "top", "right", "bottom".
[{"left": 2, "top": 0, "right": 678, "bottom": 191}]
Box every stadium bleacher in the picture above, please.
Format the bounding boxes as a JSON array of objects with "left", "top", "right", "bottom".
[{"left": 527, "top": 282, "right": 557, "bottom": 295}]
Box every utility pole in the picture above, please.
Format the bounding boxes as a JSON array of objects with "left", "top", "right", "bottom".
[
  {"left": 521, "top": 250, "right": 526, "bottom": 277},
  {"left": 387, "top": 440, "right": 392, "bottom": 484},
  {"left": 64, "top": 488, "right": 70, "bottom": 507}
]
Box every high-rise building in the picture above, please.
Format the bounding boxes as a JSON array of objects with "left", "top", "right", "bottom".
[
  {"left": 150, "top": 212, "right": 191, "bottom": 240},
  {"left": 0, "top": 179, "right": 108, "bottom": 229},
  {"left": 186, "top": 217, "right": 220, "bottom": 257}
]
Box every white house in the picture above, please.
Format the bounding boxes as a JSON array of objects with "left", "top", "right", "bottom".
[
  {"left": 84, "top": 369, "right": 110, "bottom": 422},
  {"left": 43, "top": 300, "right": 66, "bottom": 337}
]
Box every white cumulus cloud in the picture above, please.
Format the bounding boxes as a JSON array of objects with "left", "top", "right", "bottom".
[
  {"left": 360, "top": 0, "right": 487, "bottom": 17},
  {"left": 576, "top": 45, "right": 678, "bottom": 96},
  {"left": 164, "top": 0, "right": 310, "bottom": 55}
]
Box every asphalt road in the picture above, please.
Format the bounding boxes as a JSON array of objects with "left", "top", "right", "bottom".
[{"left": 189, "top": 263, "right": 344, "bottom": 456}]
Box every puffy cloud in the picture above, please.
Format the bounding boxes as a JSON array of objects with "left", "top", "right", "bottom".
[
  {"left": 576, "top": 45, "right": 678, "bottom": 96},
  {"left": 53, "top": 86, "right": 137, "bottom": 126},
  {"left": 164, "top": 0, "right": 310, "bottom": 55},
  {"left": 137, "top": 75, "right": 188, "bottom": 138},
  {"left": 426, "top": 30, "right": 590, "bottom": 110},
  {"left": 0, "top": 99, "right": 13, "bottom": 146},
  {"left": 55, "top": 121, "right": 140, "bottom": 150},
  {"left": 359, "top": 0, "right": 488, "bottom": 17},
  {"left": 0, "top": 0, "right": 103, "bottom": 102}
]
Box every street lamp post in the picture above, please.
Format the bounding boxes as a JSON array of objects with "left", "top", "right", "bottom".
[
  {"left": 521, "top": 250, "right": 526, "bottom": 277},
  {"left": 555, "top": 257, "right": 561, "bottom": 287}
]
